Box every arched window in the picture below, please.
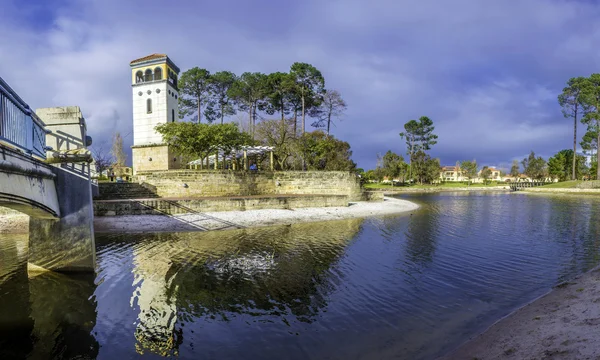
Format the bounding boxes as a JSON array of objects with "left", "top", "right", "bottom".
[
  {"left": 144, "top": 69, "right": 153, "bottom": 82},
  {"left": 147, "top": 98, "right": 152, "bottom": 114},
  {"left": 154, "top": 67, "right": 162, "bottom": 80},
  {"left": 172, "top": 109, "right": 175, "bottom": 122},
  {"left": 135, "top": 71, "right": 143, "bottom": 83}
]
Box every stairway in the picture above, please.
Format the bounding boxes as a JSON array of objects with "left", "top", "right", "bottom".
[{"left": 94, "top": 182, "right": 159, "bottom": 200}]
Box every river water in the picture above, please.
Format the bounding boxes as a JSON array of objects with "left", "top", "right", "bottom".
[{"left": 1, "top": 192, "right": 600, "bottom": 359}]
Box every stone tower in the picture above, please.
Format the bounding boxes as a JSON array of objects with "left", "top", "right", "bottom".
[{"left": 130, "top": 54, "right": 181, "bottom": 175}]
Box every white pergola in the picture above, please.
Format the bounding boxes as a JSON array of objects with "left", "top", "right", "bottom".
[{"left": 187, "top": 146, "right": 275, "bottom": 170}]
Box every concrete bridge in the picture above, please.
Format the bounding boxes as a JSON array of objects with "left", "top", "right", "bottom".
[{"left": 0, "top": 76, "right": 95, "bottom": 273}]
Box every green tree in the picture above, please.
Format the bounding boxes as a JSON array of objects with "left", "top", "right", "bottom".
[
  {"left": 310, "top": 89, "right": 347, "bottom": 136},
  {"left": 254, "top": 119, "right": 296, "bottom": 170},
  {"left": 581, "top": 127, "right": 598, "bottom": 179},
  {"left": 229, "top": 72, "right": 269, "bottom": 139},
  {"left": 376, "top": 150, "right": 409, "bottom": 184},
  {"left": 299, "top": 131, "right": 356, "bottom": 171},
  {"left": 179, "top": 67, "right": 212, "bottom": 123},
  {"left": 547, "top": 149, "right": 587, "bottom": 181},
  {"left": 399, "top": 116, "right": 438, "bottom": 180},
  {"left": 263, "top": 72, "right": 295, "bottom": 131},
  {"left": 412, "top": 150, "right": 441, "bottom": 184},
  {"left": 580, "top": 74, "right": 600, "bottom": 179},
  {"left": 480, "top": 166, "right": 492, "bottom": 184},
  {"left": 155, "top": 122, "right": 250, "bottom": 169},
  {"left": 510, "top": 159, "right": 520, "bottom": 180},
  {"left": 547, "top": 152, "right": 566, "bottom": 181},
  {"left": 460, "top": 160, "right": 478, "bottom": 185},
  {"left": 206, "top": 71, "right": 237, "bottom": 124},
  {"left": 289, "top": 62, "right": 325, "bottom": 134},
  {"left": 558, "top": 77, "right": 587, "bottom": 180},
  {"left": 521, "top": 151, "right": 547, "bottom": 181}
]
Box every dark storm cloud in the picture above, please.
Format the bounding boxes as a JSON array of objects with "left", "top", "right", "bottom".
[{"left": 1, "top": 0, "right": 600, "bottom": 168}]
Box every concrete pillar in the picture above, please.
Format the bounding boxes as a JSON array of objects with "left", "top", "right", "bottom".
[
  {"left": 270, "top": 151, "right": 274, "bottom": 171},
  {"left": 28, "top": 163, "right": 96, "bottom": 273},
  {"left": 243, "top": 150, "right": 248, "bottom": 171},
  {"left": 214, "top": 151, "right": 218, "bottom": 170}
]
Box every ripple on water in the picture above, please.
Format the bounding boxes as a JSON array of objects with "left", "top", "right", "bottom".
[{"left": 3, "top": 194, "right": 600, "bottom": 359}]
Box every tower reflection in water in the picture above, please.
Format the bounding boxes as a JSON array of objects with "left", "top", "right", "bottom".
[
  {"left": 0, "top": 234, "right": 98, "bottom": 359},
  {"left": 127, "top": 219, "right": 363, "bottom": 356}
]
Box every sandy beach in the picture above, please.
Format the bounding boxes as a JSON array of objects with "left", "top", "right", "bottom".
[
  {"left": 441, "top": 265, "right": 600, "bottom": 360},
  {"left": 93, "top": 196, "right": 420, "bottom": 233}
]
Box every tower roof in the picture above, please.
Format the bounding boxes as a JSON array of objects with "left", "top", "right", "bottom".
[
  {"left": 130, "top": 53, "right": 180, "bottom": 73},
  {"left": 130, "top": 53, "right": 167, "bottom": 64}
]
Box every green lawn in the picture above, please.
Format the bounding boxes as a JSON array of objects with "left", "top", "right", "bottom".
[{"left": 540, "top": 180, "right": 581, "bottom": 188}]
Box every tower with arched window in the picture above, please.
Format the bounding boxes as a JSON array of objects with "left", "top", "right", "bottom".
[{"left": 130, "top": 54, "right": 181, "bottom": 174}]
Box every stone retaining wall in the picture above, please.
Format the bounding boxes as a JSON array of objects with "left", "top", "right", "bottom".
[
  {"left": 521, "top": 188, "right": 600, "bottom": 194},
  {"left": 134, "top": 170, "right": 365, "bottom": 201},
  {"left": 576, "top": 181, "right": 600, "bottom": 189},
  {"left": 94, "top": 194, "right": 348, "bottom": 216}
]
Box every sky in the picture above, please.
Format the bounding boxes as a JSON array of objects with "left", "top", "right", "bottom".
[{"left": 2, "top": 0, "right": 600, "bottom": 170}]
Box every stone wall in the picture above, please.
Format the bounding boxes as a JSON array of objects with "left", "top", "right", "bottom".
[
  {"left": 576, "top": 181, "right": 600, "bottom": 189},
  {"left": 132, "top": 145, "right": 183, "bottom": 174},
  {"left": 134, "top": 170, "right": 365, "bottom": 201},
  {"left": 94, "top": 194, "right": 349, "bottom": 216},
  {"left": 521, "top": 188, "right": 600, "bottom": 194}
]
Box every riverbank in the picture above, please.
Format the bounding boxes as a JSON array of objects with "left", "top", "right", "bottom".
[
  {"left": 441, "top": 265, "right": 600, "bottom": 359},
  {"left": 94, "top": 196, "right": 419, "bottom": 233},
  {"left": 367, "top": 186, "right": 509, "bottom": 194},
  {"left": 520, "top": 187, "right": 600, "bottom": 195}
]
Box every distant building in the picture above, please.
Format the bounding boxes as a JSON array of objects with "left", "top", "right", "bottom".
[
  {"left": 477, "top": 167, "right": 502, "bottom": 182},
  {"left": 440, "top": 166, "right": 463, "bottom": 182}
]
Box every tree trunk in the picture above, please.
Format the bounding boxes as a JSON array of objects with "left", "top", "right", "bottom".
[
  {"left": 301, "top": 96, "right": 305, "bottom": 134},
  {"left": 197, "top": 96, "right": 201, "bottom": 123},
  {"left": 573, "top": 108, "right": 577, "bottom": 180},
  {"left": 221, "top": 104, "right": 224, "bottom": 125},
  {"left": 248, "top": 107, "right": 253, "bottom": 140},
  {"left": 293, "top": 112, "right": 298, "bottom": 136},
  {"left": 327, "top": 113, "right": 331, "bottom": 136},
  {"left": 597, "top": 125, "right": 600, "bottom": 180}
]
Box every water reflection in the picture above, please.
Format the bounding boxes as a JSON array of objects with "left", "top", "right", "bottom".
[
  {"left": 109, "top": 219, "right": 364, "bottom": 356},
  {"left": 5, "top": 193, "right": 600, "bottom": 359},
  {"left": 0, "top": 234, "right": 98, "bottom": 360}
]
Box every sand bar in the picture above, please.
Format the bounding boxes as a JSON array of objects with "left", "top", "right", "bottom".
[
  {"left": 93, "top": 196, "right": 419, "bottom": 233},
  {"left": 441, "top": 265, "right": 600, "bottom": 360}
]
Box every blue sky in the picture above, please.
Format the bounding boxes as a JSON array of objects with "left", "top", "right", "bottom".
[{"left": 2, "top": 0, "right": 600, "bottom": 170}]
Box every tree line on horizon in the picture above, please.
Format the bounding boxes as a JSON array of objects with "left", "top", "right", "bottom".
[
  {"left": 362, "top": 112, "right": 591, "bottom": 184},
  {"left": 146, "top": 62, "right": 356, "bottom": 171},
  {"left": 177, "top": 62, "right": 347, "bottom": 138}
]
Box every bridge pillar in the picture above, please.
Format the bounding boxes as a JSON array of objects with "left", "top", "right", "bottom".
[{"left": 28, "top": 163, "right": 95, "bottom": 273}]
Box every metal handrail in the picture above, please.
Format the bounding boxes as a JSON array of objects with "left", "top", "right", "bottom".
[{"left": 0, "top": 76, "right": 50, "bottom": 159}]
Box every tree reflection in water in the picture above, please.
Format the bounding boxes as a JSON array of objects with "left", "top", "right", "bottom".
[{"left": 127, "top": 219, "right": 363, "bottom": 356}]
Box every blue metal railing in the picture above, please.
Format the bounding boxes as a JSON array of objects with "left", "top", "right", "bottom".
[{"left": 0, "top": 76, "right": 50, "bottom": 159}]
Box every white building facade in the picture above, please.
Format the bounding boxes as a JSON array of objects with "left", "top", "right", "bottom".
[{"left": 130, "top": 54, "right": 182, "bottom": 174}]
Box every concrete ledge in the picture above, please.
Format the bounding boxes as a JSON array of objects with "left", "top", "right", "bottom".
[
  {"left": 521, "top": 188, "right": 600, "bottom": 194},
  {"left": 94, "top": 194, "right": 349, "bottom": 216}
]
